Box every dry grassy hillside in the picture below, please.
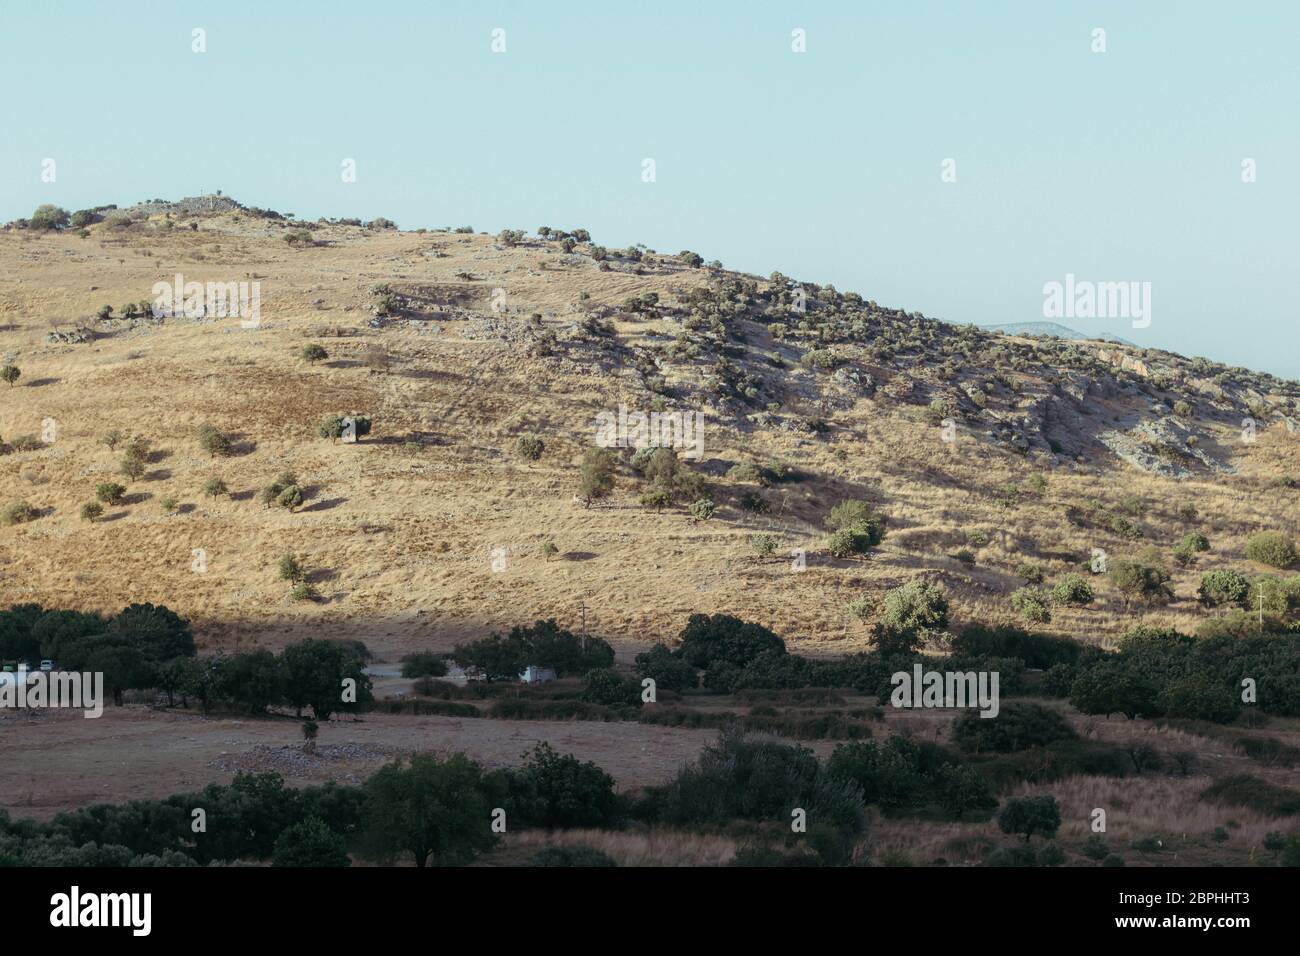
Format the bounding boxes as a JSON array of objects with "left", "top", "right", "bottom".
[{"left": 2, "top": 198, "right": 1299, "bottom": 662}]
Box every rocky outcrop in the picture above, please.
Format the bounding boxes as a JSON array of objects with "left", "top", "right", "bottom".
[{"left": 1097, "top": 416, "right": 1234, "bottom": 479}]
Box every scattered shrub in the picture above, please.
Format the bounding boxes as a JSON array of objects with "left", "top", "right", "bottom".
[
  {"left": 1198, "top": 569, "right": 1250, "bottom": 608},
  {"left": 997, "top": 795, "right": 1061, "bottom": 842},
  {"left": 399, "top": 653, "right": 448, "bottom": 679},
  {"left": 1010, "top": 587, "right": 1052, "bottom": 624},
  {"left": 1245, "top": 531, "right": 1297, "bottom": 569},
  {"left": 515, "top": 435, "right": 544, "bottom": 461},
  {"left": 1050, "top": 573, "right": 1094, "bottom": 607},
  {"left": 2, "top": 500, "right": 36, "bottom": 525},
  {"left": 953, "top": 703, "right": 1077, "bottom": 753}
]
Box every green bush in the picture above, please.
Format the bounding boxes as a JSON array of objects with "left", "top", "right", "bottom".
[
  {"left": 261, "top": 471, "right": 303, "bottom": 510},
  {"left": 582, "top": 669, "right": 642, "bottom": 707},
  {"left": 514, "top": 435, "right": 544, "bottom": 461},
  {"left": 634, "top": 644, "right": 697, "bottom": 692},
  {"left": 96, "top": 482, "right": 126, "bottom": 505},
  {"left": 826, "top": 738, "right": 927, "bottom": 814},
  {"left": 1246, "top": 531, "right": 1297, "bottom": 569},
  {"left": 277, "top": 485, "right": 304, "bottom": 510},
  {"left": 120, "top": 453, "right": 146, "bottom": 481},
  {"left": 361, "top": 753, "right": 499, "bottom": 867},
  {"left": 576, "top": 448, "right": 616, "bottom": 506},
  {"left": 1248, "top": 574, "right": 1300, "bottom": 617},
  {"left": 825, "top": 500, "right": 886, "bottom": 542},
  {"left": 953, "top": 703, "right": 1076, "bottom": 753},
  {"left": 677, "top": 613, "right": 785, "bottom": 669},
  {"left": 997, "top": 795, "right": 1061, "bottom": 842},
  {"left": 640, "top": 489, "right": 671, "bottom": 511},
  {"left": 454, "top": 619, "right": 614, "bottom": 680},
  {"left": 1197, "top": 568, "right": 1250, "bottom": 608},
  {"left": 1050, "top": 573, "right": 1094, "bottom": 607},
  {"left": 1069, "top": 662, "right": 1158, "bottom": 719},
  {"left": 649, "top": 732, "right": 866, "bottom": 837},
  {"left": 318, "top": 414, "right": 372, "bottom": 440},
  {"left": 197, "top": 423, "right": 233, "bottom": 457},
  {"left": 29, "top": 204, "right": 70, "bottom": 231},
  {"left": 873, "top": 581, "right": 949, "bottom": 655},
  {"left": 2, "top": 500, "right": 36, "bottom": 525},
  {"left": 503, "top": 743, "right": 624, "bottom": 829},
  {"left": 1176, "top": 531, "right": 1210, "bottom": 553},
  {"left": 271, "top": 816, "right": 349, "bottom": 867},
  {"left": 400, "top": 651, "right": 449, "bottom": 680},
  {"left": 1010, "top": 587, "right": 1052, "bottom": 623},
  {"left": 1108, "top": 554, "right": 1173, "bottom": 605},
  {"left": 936, "top": 763, "right": 998, "bottom": 820},
  {"left": 1016, "top": 563, "right": 1044, "bottom": 585},
  {"left": 688, "top": 499, "right": 716, "bottom": 522}
]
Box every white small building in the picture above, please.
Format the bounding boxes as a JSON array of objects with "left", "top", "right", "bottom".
[{"left": 519, "top": 665, "right": 557, "bottom": 684}]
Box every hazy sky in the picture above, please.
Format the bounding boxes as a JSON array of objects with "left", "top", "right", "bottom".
[{"left": 2, "top": 1, "right": 1296, "bottom": 378}]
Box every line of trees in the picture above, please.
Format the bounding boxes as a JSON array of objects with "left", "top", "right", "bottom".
[{"left": 0, "top": 603, "right": 372, "bottom": 719}]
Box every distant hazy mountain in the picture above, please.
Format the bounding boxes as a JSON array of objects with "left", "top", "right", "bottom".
[{"left": 977, "top": 321, "right": 1134, "bottom": 346}]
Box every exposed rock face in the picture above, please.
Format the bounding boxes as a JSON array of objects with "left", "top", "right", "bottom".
[
  {"left": 1098, "top": 347, "right": 1153, "bottom": 379},
  {"left": 832, "top": 365, "right": 874, "bottom": 395},
  {"left": 45, "top": 327, "right": 92, "bottom": 343},
  {"left": 1057, "top": 371, "right": 1091, "bottom": 405},
  {"left": 1097, "top": 416, "right": 1235, "bottom": 479}
]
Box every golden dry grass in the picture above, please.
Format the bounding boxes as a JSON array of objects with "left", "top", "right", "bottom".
[{"left": 4, "top": 213, "right": 1297, "bottom": 665}]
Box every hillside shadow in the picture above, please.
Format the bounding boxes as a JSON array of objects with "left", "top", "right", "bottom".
[
  {"left": 395, "top": 367, "right": 448, "bottom": 381},
  {"left": 301, "top": 497, "right": 346, "bottom": 513},
  {"left": 226, "top": 433, "right": 258, "bottom": 457},
  {"left": 372, "top": 432, "right": 446, "bottom": 447}
]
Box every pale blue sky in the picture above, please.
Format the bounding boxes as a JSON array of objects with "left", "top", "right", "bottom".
[{"left": 2, "top": 1, "right": 1296, "bottom": 378}]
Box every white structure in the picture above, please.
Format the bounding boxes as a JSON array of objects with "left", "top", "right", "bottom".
[{"left": 519, "top": 665, "right": 557, "bottom": 684}]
